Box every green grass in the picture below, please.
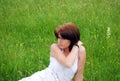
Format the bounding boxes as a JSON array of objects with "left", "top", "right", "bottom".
[{"left": 0, "top": 0, "right": 120, "bottom": 81}]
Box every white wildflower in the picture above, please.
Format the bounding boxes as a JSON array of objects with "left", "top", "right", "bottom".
[{"left": 106, "top": 27, "right": 111, "bottom": 39}]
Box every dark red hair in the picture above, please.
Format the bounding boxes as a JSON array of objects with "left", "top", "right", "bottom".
[{"left": 54, "top": 22, "right": 80, "bottom": 51}]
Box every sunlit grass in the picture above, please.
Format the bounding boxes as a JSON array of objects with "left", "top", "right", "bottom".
[{"left": 0, "top": 0, "right": 119, "bottom": 81}]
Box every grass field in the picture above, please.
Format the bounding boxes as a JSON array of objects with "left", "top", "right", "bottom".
[{"left": 0, "top": 0, "right": 120, "bottom": 81}]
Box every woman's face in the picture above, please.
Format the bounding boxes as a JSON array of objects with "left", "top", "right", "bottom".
[{"left": 57, "top": 34, "right": 71, "bottom": 49}]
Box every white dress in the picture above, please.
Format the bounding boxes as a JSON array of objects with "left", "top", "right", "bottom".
[{"left": 19, "top": 53, "right": 78, "bottom": 81}]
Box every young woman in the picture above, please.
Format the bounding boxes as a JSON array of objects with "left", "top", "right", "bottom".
[{"left": 19, "top": 22, "right": 86, "bottom": 81}]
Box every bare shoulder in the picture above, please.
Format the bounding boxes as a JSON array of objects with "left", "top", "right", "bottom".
[
  {"left": 78, "top": 45, "right": 86, "bottom": 58},
  {"left": 79, "top": 45, "right": 86, "bottom": 53},
  {"left": 51, "top": 43, "right": 57, "bottom": 49},
  {"left": 78, "top": 41, "right": 86, "bottom": 53},
  {"left": 50, "top": 43, "right": 58, "bottom": 56},
  {"left": 50, "top": 43, "right": 59, "bottom": 51}
]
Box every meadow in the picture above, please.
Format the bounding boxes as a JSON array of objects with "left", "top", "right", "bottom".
[{"left": 0, "top": 0, "right": 120, "bottom": 81}]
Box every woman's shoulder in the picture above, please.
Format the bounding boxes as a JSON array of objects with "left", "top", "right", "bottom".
[
  {"left": 78, "top": 44, "right": 86, "bottom": 60},
  {"left": 78, "top": 41, "right": 85, "bottom": 51},
  {"left": 50, "top": 43, "right": 59, "bottom": 51},
  {"left": 51, "top": 43, "right": 57, "bottom": 48},
  {"left": 78, "top": 41, "right": 86, "bottom": 56},
  {"left": 79, "top": 45, "right": 85, "bottom": 52}
]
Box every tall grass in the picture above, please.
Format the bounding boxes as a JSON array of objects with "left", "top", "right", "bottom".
[{"left": 0, "top": 0, "right": 119, "bottom": 81}]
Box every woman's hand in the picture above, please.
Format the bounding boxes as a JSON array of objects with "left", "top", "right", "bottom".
[{"left": 77, "top": 41, "right": 83, "bottom": 46}]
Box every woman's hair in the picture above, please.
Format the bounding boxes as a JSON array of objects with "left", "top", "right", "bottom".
[{"left": 54, "top": 22, "right": 80, "bottom": 51}]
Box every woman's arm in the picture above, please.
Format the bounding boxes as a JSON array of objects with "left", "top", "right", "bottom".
[
  {"left": 74, "top": 45, "right": 86, "bottom": 81},
  {"left": 50, "top": 43, "right": 79, "bottom": 68}
]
